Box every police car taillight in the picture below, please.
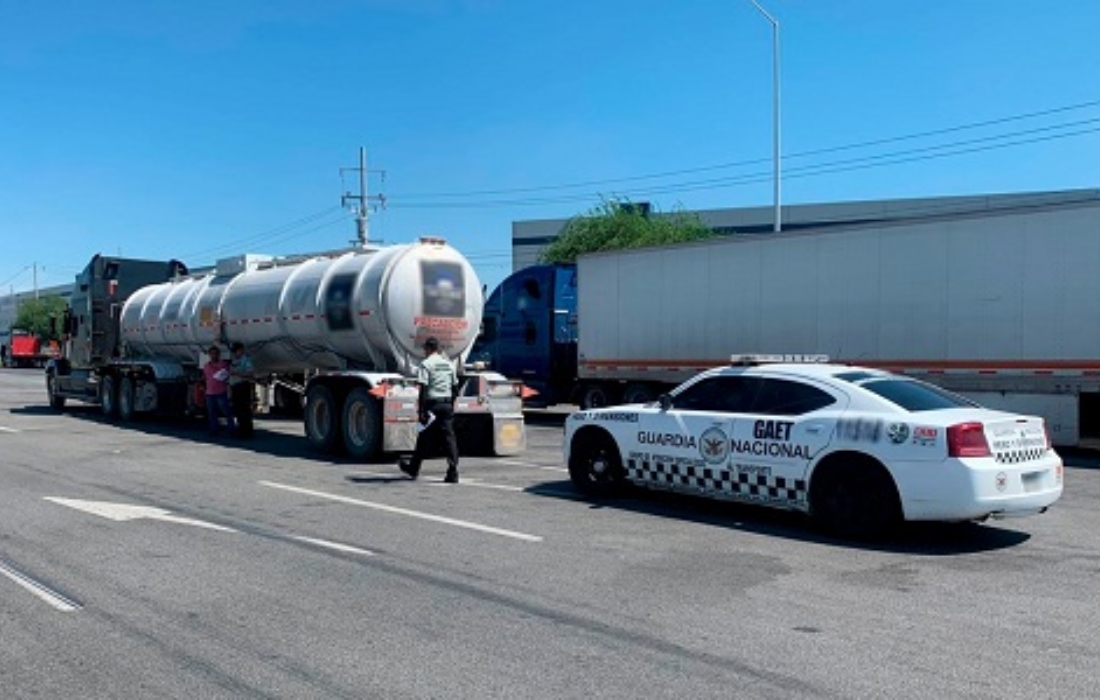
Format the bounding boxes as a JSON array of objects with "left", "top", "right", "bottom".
[{"left": 947, "top": 422, "right": 992, "bottom": 458}]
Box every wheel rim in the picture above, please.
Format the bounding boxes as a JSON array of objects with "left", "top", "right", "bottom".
[
  {"left": 585, "top": 442, "right": 618, "bottom": 485},
  {"left": 120, "top": 379, "right": 132, "bottom": 417},
  {"left": 589, "top": 452, "right": 610, "bottom": 479},
  {"left": 306, "top": 386, "right": 338, "bottom": 450},
  {"left": 102, "top": 377, "right": 116, "bottom": 415},
  {"left": 311, "top": 402, "right": 331, "bottom": 437},
  {"left": 584, "top": 389, "right": 607, "bottom": 410},
  {"left": 346, "top": 402, "right": 366, "bottom": 447},
  {"left": 623, "top": 385, "right": 654, "bottom": 404}
]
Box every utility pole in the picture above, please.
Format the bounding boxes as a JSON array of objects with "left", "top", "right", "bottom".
[
  {"left": 33, "top": 262, "right": 39, "bottom": 299},
  {"left": 341, "top": 147, "right": 387, "bottom": 247},
  {"left": 749, "top": 0, "right": 782, "bottom": 233}
]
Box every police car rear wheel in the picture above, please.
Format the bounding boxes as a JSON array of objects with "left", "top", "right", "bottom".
[
  {"left": 811, "top": 457, "right": 901, "bottom": 539},
  {"left": 569, "top": 431, "right": 625, "bottom": 497}
]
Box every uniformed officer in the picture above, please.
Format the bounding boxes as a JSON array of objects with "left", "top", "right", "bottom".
[
  {"left": 399, "top": 336, "right": 460, "bottom": 483},
  {"left": 228, "top": 341, "right": 256, "bottom": 439}
]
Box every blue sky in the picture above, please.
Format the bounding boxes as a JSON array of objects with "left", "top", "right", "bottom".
[{"left": 2, "top": 0, "right": 1098, "bottom": 295}]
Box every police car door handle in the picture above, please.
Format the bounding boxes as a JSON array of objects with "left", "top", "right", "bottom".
[{"left": 805, "top": 424, "right": 824, "bottom": 434}]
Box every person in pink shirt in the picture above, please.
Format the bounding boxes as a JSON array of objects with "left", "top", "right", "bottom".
[{"left": 203, "top": 345, "right": 236, "bottom": 436}]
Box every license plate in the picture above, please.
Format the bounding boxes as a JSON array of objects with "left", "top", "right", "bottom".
[{"left": 1022, "top": 471, "right": 1044, "bottom": 493}]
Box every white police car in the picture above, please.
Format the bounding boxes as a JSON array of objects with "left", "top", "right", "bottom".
[{"left": 564, "top": 356, "right": 1064, "bottom": 536}]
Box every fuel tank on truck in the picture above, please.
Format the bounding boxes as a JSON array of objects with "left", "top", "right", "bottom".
[{"left": 120, "top": 237, "right": 482, "bottom": 375}]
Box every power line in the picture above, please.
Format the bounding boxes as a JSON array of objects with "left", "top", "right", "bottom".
[
  {"left": 603, "top": 123, "right": 1100, "bottom": 198},
  {"left": 260, "top": 210, "right": 355, "bottom": 250},
  {"left": 0, "top": 265, "right": 32, "bottom": 289},
  {"left": 385, "top": 114, "right": 1100, "bottom": 210},
  {"left": 181, "top": 206, "right": 347, "bottom": 261},
  {"left": 387, "top": 99, "right": 1100, "bottom": 206}
]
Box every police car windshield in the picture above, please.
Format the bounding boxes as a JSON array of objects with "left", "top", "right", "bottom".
[{"left": 857, "top": 378, "right": 978, "bottom": 412}]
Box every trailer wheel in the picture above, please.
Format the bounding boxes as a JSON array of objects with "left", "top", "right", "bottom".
[
  {"left": 342, "top": 387, "right": 382, "bottom": 461},
  {"left": 100, "top": 375, "right": 119, "bottom": 419},
  {"left": 568, "top": 429, "right": 625, "bottom": 498},
  {"left": 118, "top": 376, "right": 136, "bottom": 422},
  {"left": 622, "top": 382, "right": 657, "bottom": 405},
  {"left": 305, "top": 384, "right": 341, "bottom": 453},
  {"left": 578, "top": 383, "right": 618, "bottom": 410},
  {"left": 810, "top": 455, "right": 902, "bottom": 540},
  {"left": 47, "top": 373, "right": 66, "bottom": 410}
]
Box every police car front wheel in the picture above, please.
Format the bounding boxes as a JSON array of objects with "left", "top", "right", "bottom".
[{"left": 569, "top": 431, "right": 625, "bottom": 497}]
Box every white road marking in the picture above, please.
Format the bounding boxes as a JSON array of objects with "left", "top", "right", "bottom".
[
  {"left": 359, "top": 468, "right": 537, "bottom": 491},
  {"left": 259, "top": 481, "right": 543, "bottom": 543},
  {"left": 438, "top": 478, "right": 523, "bottom": 492},
  {"left": 292, "top": 536, "right": 375, "bottom": 556},
  {"left": 44, "top": 498, "right": 236, "bottom": 532},
  {"left": 0, "top": 558, "right": 81, "bottom": 612},
  {"left": 0, "top": 426, "right": 19, "bottom": 433},
  {"left": 495, "top": 458, "right": 568, "bottom": 473}
]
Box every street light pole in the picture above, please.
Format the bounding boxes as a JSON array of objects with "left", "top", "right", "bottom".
[{"left": 749, "top": 0, "right": 781, "bottom": 233}]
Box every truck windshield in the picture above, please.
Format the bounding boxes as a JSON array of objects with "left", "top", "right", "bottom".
[{"left": 858, "top": 379, "right": 979, "bottom": 412}]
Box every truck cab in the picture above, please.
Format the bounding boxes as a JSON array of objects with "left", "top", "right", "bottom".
[
  {"left": 471, "top": 263, "right": 578, "bottom": 407},
  {"left": 48, "top": 255, "right": 189, "bottom": 406}
]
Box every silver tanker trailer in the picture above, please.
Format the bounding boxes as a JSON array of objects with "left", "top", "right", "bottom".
[{"left": 46, "top": 237, "right": 526, "bottom": 460}]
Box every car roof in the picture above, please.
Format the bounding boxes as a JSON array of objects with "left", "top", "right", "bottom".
[{"left": 712, "top": 362, "right": 894, "bottom": 380}]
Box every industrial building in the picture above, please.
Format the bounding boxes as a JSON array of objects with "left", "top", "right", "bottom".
[{"left": 510, "top": 187, "right": 1100, "bottom": 271}]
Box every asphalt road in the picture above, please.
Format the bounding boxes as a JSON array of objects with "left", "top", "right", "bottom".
[{"left": 1, "top": 368, "right": 1099, "bottom": 699}]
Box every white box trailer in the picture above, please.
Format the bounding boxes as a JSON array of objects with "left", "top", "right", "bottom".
[{"left": 577, "top": 197, "right": 1100, "bottom": 446}]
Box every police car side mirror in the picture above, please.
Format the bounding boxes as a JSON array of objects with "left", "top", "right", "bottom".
[{"left": 658, "top": 394, "right": 672, "bottom": 412}]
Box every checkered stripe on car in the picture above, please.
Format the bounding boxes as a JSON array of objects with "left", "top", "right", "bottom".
[
  {"left": 625, "top": 459, "right": 807, "bottom": 503},
  {"left": 994, "top": 447, "right": 1047, "bottom": 464}
]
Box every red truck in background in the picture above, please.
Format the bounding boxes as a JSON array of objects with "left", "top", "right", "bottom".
[{"left": 9, "top": 329, "right": 59, "bottom": 368}]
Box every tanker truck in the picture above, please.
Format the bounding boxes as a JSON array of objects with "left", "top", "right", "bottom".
[{"left": 45, "top": 238, "right": 526, "bottom": 459}]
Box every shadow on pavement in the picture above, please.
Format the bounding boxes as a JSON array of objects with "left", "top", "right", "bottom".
[
  {"left": 13, "top": 403, "right": 354, "bottom": 465},
  {"left": 525, "top": 480, "right": 1032, "bottom": 555}
]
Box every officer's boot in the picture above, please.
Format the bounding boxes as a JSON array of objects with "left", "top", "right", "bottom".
[
  {"left": 399, "top": 456, "right": 420, "bottom": 480},
  {"left": 444, "top": 461, "right": 459, "bottom": 484}
]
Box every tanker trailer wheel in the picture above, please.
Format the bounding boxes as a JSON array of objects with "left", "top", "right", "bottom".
[
  {"left": 342, "top": 387, "right": 382, "bottom": 461},
  {"left": 100, "top": 374, "right": 119, "bottom": 419},
  {"left": 47, "top": 372, "right": 66, "bottom": 410},
  {"left": 305, "top": 384, "right": 342, "bottom": 453},
  {"left": 118, "top": 376, "right": 137, "bottom": 422}
]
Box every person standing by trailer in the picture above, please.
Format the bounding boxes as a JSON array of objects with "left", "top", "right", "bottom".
[
  {"left": 203, "top": 346, "right": 236, "bottom": 437},
  {"left": 399, "top": 337, "right": 460, "bottom": 483},
  {"left": 229, "top": 342, "right": 255, "bottom": 439}
]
